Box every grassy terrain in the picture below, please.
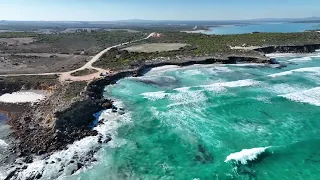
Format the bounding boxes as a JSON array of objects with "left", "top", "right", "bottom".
[
  {"left": 0, "top": 32, "right": 38, "bottom": 38},
  {"left": 62, "top": 81, "right": 88, "bottom": 101},
  {"left": 94, "top": 31, "right": 320, "bottom": 70},
  {"left": 146, "top": 31, "right": 320, "bottom": 53},
  {"left": 71, "top": 69, "right": 98, "bottom": 76},
  {"left": 0, "top": 75, "right": 59, "bottom": 95},
  {"left": 35, "top": 30, "right": 146, "bottom": 54},
  {"left": 0, "top": 30, "right": 146, "bottom": 55}
]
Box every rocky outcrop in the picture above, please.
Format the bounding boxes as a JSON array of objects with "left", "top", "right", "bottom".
[
  {"left": 254, "top": 44, "right": 320, "bottom": 54},
  {"left": 8, "top": 83, "right": 114, "bottom": 156}
]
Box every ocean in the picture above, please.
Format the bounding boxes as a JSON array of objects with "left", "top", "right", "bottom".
[
  {"left": 71, "top": 52, "right": 320, "bottom": 179},
  {"left": 205, "top": 22, "right": 320, "bottom": 34},
  {"left": 4, "top": 52, "right": 320, "bottom": 179}
]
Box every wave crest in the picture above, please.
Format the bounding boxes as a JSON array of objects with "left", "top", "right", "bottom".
[
  {"left": 225, "top": 147, "right": 270, "bottom": 164},
  {"left": 279, "top": 87, "right": 320, "bottom": 106},
  {"left": 268, "top": 67, "right": 320, "bottom": 78}
]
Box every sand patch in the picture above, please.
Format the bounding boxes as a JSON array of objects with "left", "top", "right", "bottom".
[{"left": 124, "top": 43, "right": 188, "bottom": 53}]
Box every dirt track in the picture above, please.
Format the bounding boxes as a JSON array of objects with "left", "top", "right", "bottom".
[{"left": 0, "top": 33, "right": 155, "bottom": 82}]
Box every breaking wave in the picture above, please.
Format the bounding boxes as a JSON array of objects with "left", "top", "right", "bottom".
[
  {"left": 268, "top": 67, "right": 320, "bottom": 78},
  {"left": 5, "top": 101, "right": 131, "bottom": 180},
  {"left": 288, "top": 57, "right": 312, "bottom": 62},
  {"left": 141, "top": 91, "right": 169, "bottom": 101},
  {"left": 225, "top": 147, "right": 270, "bottom": 164},
  {"left": 279, "top": 87, "right": 320, "bottom": 107},
  {"left": 141, "top": 79, "right": 260, "bottom": 101},
  {"left": 201, "top": 79, "right": 259, "bottom": 89},
  {"left": 0, "top": 139, "right": 8, "bottom": 149}
]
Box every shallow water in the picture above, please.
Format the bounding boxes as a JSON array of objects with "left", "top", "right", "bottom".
[
  {"left": 67, "top": 52, "right": 320, "bottom": 180},
  {"left": 206, "top": 22, "right": 320, "bottom": 34},
  {"left": 6, "top": 53, "right": 320, "bottom": 180}
]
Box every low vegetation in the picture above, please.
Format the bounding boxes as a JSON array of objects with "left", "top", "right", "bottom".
[
  {"left": 94, "top": 31, "right": 320, "bottom": 70},
  {"left": 0, "top": 75, "right": 59, "bottom": 95},
  {"left": 62, "top": 81, "right": 88, "bottom": 100},
  {"left": 146, "top": 31, "right": 320, "bottom": 53},
  {"left": 70, "top": 69, "right": 98, "bottom": 76},
  {"left": 0, "top": 30, "right": 146, "bottom": 55}
]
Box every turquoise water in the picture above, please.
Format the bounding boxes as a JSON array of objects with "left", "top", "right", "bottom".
[
  {"left": 206, "top": 23, "right": 320, "bottom": 34},
  {"left": 70, "top": 53, "right": 320, "bottom": 180},
  {"left": 10, "top": 53, "right": 320, "bottom": 179}
]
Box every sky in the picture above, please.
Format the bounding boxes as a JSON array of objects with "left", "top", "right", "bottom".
[{"left": 0, "top": 0, "right": 320, "bottom": 21}]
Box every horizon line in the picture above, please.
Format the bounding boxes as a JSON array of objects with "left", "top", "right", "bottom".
[{"left": 1, "top": 16, "right": 319, "bottom": 22}]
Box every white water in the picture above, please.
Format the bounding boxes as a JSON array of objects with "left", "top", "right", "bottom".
[
  {"left": 279, "top": 87, "right": 320, "bottom": 107},
  {"left": 265, "top": 53, "right": 296, "bottom": 58},
  {"left": 225, "top": 147, "right": 270, "bottom": 164},
  {"left": 7, "top": 102, "right": 131, "bottom": 180},
  {"left": 266, "top": 52, "right": 320, "bottom": 58},
  {"left": 288, "top": 57, "right": 312, "bottom": 62},
  {"left": 0, "top": 91, "right": 45, "bottom": 103},
  {"left": 141, "top": 79, "right": 260, "bottom": 101},
  {"left": 202, "top": 79, "right": 259, "bottom": 88},
  {"left": 268, "top": 67, "right": 320, "bottom": 78},
  {"left": 141, "top": 91, "right": 169, "bottom": 101},
  {"left": 0, "top": 139, "right": 8, "bottom": 149},
  {"left": 144, "top": 65, "right": 180, "bottom": 76}
]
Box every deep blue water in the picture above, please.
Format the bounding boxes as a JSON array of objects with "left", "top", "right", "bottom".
[{"left": 206, "top": 23, "right": 320, "bottom": 35}]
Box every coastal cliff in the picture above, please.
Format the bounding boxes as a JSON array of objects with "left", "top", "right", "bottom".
[{"left": 254, "top": 44, "right": 320, "bottom": 53}]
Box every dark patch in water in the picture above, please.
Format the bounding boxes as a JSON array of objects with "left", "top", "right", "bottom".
[
  {"left": 135, "top": 76, "right": 179, "bottom": 88},
  {"left": 195, "top": 144, "right": 213, "bottom": 164}
]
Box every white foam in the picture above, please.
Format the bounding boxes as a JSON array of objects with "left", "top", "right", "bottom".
[
  {"left": 12, "top": 103, "right": 131, "bottom": 180},
  {"left": 268, "top": 84, "right": 307, "bottom": 95},
  {"left": 144, "top": 65, "right": 180, "bottom": 76},
  {"left": 265, "top": 53, "right": 296, "bottom": 58},
  {"left": 279, "top": 87, "right": 320, "bottom": 106},
  {"left": 183, "top": 69, "right": 203, "bottom": 76},
  {"left": 268, "top": 67, "right": 320, "bottom": 78},
  {"left": 288, "top": 57, "right": 312, "bottom": 62},
  {"left": 0, "top": 139, "right": 8, "bottom": 149},
  {"left": 201, "top": 79, "right": 259, "bottom": 89},
  {"left": 175, "top": 79, "right": 259, "bottom": 93},
  {"left": 225, "top": 147, "right": 270, "bottom": 164},
  {"left": 141, "top": 91, "right": 168, "bottom": 101},
  {"left": 266, "top": 52, "right": 320, "bottom": 59},
  {"left": 227, "top": 63, "right": 265, "bottom": 67},
  {"left": 0, "top": 91, "right": 45, "bottom": 103},
  {"left": 168, "top": 90, "right": 207, "bottom": 107}
]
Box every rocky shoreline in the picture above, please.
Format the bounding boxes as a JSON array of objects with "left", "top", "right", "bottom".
[
  {"left": 254, "top": 43, "right": 320, "bottom": 53},
  {"left": 2, "top": 43, "right": 320, "bottom": 179}
]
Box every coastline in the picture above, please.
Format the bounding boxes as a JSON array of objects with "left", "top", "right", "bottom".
[{"left": 2, "top": 43, "right": 320, "bottom": 179}]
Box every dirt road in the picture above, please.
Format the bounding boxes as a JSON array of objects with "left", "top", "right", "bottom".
[{"left": 0, "top": 33, "right": 155, "bottom": 82}]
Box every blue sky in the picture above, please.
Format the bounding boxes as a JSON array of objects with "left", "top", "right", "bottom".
[{"left": 0, "top": 0, "right": 319, "bottom": 21}]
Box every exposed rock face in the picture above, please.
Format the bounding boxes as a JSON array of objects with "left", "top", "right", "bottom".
[
  {"left": 8, "top": 83, "right": 114, "bottom": 156},
  {"left": 254, "top": 44, "right": 320, "bottom": 54}
]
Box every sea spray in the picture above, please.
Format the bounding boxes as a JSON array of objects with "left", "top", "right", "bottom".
[
  {"left": 5, "top": 101, "right": 131, "bottom": 180},
  {"left": 225, "top": 147, "right": 270, "bottom": 164},
  {"left": 0, "top": 139, "right": 8, "bottom": 149}
]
